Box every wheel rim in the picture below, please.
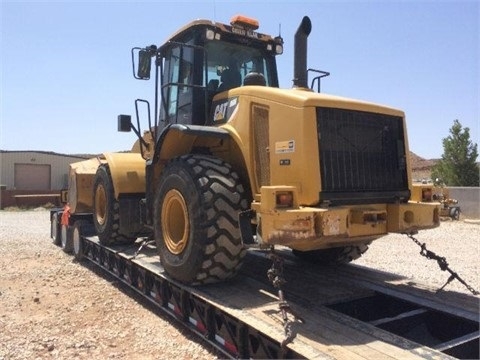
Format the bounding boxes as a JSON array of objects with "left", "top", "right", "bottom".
[
  {"left": 162, "top": 189, "right": 189, "bottom": 255},
  {"left": 95, "top": 184, "right": 107, "bottom": 226}
]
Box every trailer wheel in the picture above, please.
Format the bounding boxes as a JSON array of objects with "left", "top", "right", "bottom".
[
  {"left": 73, "top": 220, "right": 94, "bottom": 261},
  {"left": 450, "top": 207, "right": 460, "bottom": 221},
  {"left": 51, "top": 212, "right": 62, "bottom": 246},
  {"left": 61, "top": 224, "right": 74, "bottom": 253},
  {"left": 292, "top": 242, "right": 370, "bottom": 265},
  {"left": 93, "top": 165, "right": 134, "bottom": 245},
  {"left": 154, "top": 154, "right": 248, "bottom": 285}
]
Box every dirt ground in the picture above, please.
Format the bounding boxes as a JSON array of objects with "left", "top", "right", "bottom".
[{"left": 0, "top": 209, "right": 220, "bottom": 360}]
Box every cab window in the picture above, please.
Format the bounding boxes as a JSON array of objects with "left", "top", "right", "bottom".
[{"left": 161, "top": 42, "right": 194, "bottom": 125}]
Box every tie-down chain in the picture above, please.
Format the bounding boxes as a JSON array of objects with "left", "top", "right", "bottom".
[{"left": 403, "top": 231, "right": 479, "bottom": 295}]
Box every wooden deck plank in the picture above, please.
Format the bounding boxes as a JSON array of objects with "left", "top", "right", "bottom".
[{"left": 128, "top": 248, "right": 450, "bottom": 359}]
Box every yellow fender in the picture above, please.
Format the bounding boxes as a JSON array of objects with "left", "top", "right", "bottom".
[
  {"left": 103, "top": 152, "right": 146, "bottom": 199},
  {"left": 68, "top": 157, "right": 106, "bottom": 213}
]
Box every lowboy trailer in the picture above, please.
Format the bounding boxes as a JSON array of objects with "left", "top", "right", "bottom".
[{"left": 50, "top": 209, "right": 479, "bottom": 359}]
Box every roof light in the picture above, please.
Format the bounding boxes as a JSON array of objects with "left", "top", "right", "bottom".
[
  {"left": 206, "top": 29, "right": 221, "bottom": 40},
  {"left": 206, "top": 29, "right": 215, "bottom": 40},
  {"left": 275, "top": 44, "right": 283, "bottom": 54},
  {"left": 230, "top": 15, "right": 259, "bottom": 30}
]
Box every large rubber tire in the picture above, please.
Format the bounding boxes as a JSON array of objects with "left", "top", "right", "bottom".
[
  {"left": 154, "top": 154, "right": 248, "bottom": 285},
  {"left": 93, "top": 165, "right": 134, "bottom": 246},
  {"left": 61, "top": 224, "right": 74, "bottom": 253},
  {"left": 292, "top": 242, "right": 371, "bottom": 265},
  {"left": 51, "top": 212, "right": 62, "bottom": 246},
  {"left": 73, "top": 220, "right": 95, "bottom": 261}
]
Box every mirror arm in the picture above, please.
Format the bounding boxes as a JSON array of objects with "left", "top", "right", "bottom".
[{"left": 134, "top": 99, "right": 150, "bottom": 155}]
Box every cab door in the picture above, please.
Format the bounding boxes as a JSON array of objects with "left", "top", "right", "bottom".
[{"left": 160, "top": 44, "right": 194, "bottom": 126}]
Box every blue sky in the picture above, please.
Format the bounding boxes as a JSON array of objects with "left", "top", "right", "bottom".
[{"left": 1, "top": 0, "right": 478, "bottom": 159}]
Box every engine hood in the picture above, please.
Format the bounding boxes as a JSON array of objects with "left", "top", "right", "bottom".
[{"left": 224, "top": 86, "right": 404, "bottom": 118}]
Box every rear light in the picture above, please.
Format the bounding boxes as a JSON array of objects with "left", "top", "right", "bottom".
[
  {"left": 276, "top": 192, "right": 294, "bottom": 208},
  {"left": 422, "top": 188, "right": 433, "bottom": 202}
]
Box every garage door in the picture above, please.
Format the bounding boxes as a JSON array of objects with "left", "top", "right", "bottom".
[{"left": 14, "top": 164, "right": 51, "bottom": 190}]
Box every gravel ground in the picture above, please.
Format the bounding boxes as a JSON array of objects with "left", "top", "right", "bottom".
[
  {"left": 0, "top": 209, "right": 479, "bottom": 359},
  {"left": 0, "top": 209, "right": 220, "bottom": 360},
  {"left": 355, "top": 218, "right": 480, "bottom": 295}
]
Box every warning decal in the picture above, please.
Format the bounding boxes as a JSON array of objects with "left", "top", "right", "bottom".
[{"left": 275, "top": 140, "right": 295, "bottom": 154}]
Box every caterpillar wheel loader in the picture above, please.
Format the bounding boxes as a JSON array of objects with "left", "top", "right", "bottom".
[{"left": 65, "top": 15, "right": 440, "bottom": 285}]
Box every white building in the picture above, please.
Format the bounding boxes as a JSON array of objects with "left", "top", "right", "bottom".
[{"left": 0, "top": 150, "right": 89, "bottom": 191}]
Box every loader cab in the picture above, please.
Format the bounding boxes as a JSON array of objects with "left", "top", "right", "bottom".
[{"left": 137, "top": 16, "right": 283, "bottom": 134}]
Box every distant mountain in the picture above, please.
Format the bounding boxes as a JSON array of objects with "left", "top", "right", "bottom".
[{"left": 409, "top": 152, "right": 438, "bottom": 181}]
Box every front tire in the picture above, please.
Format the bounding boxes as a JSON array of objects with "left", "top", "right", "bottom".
[{"left": 154, "top": 155, "right": 248, "bottom": 285}]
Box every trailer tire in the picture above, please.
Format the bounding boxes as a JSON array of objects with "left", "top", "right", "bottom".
[
  {"left": 61, "top": 224, "right": 74, "bottom": 253},
  {"left": 51, "top": 212, "right": 62, "bottom": 246},
  {"left": 154, "top": 154, "right": 248, "bottom": 285},
  {"left": 450, "top": 207, "right": 460, "bottom": 221},
  {"left": 292, "top": 242, "right": 371, "bottom": 265},
  {"left": 93, "top": 165, "right": 135, "bottom": 246},
  {"left": 73, "top": 220, "right": 94, "bottom": 261}
]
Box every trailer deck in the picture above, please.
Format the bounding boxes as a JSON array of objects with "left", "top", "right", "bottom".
[{"left": 70, "top": 234, "right": 479, "bottom": 359}]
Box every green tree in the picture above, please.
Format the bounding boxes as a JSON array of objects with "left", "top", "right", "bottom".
[{"left": 431, "top": 119, "right": 479, "bottom": 186}]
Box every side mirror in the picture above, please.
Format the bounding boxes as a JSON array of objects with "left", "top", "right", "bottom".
[
  {"left": 137, "top": 49, "right": 152, "bottom": 79},
  {"left": 118, "top": 114, "right": 132, "bottom": 132}
]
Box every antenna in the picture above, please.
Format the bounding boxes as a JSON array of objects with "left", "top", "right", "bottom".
[
  {"left": 278, "top": 23, "right": 282, "bottom": 37},
  {"left": 213, "top": 0, "right": 216, "bottom": 23}
]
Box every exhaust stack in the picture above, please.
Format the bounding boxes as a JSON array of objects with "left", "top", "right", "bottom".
[{"left": 293, "top": 16, "right": 312, "bottom": 88}]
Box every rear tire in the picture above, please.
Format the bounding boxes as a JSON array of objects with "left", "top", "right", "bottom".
[
  {"left": 93, "top": 165, "right": 135, "bottom": 245},
  {"left": 292, "top": 243, "right": 370, "bottom": 265},
  {"left": 51, "top": 212, "right": 62, "bottom": 246},
  {"left": 154, "top": 155, "right": 248, "bottom": 285},
  {"left": 61, "top": 224, "right": 73, "bottom": 253}
]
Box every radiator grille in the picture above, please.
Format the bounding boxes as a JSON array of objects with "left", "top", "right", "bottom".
[
  {"left": 317, "top": 107, "right": 409, "bottom": 204},
  {"left": 253, "top": 105, "right": 270, "bottom": 187}
]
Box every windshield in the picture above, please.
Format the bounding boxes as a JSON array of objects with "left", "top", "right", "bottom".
[{"left": 203, "top": 40, "right": 274, "bottom": 88}]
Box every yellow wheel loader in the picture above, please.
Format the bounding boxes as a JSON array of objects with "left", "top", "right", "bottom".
[{"left": 67, "top": 15, "right": 439, "bottom": 284}]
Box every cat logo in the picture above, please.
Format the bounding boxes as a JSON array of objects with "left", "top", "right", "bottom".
[
  {"left": 212, "top": 97, "right": 238, "bottom": 124},
  {"left": 214, "top": 102, "right": 229, "bottom": 122}
]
